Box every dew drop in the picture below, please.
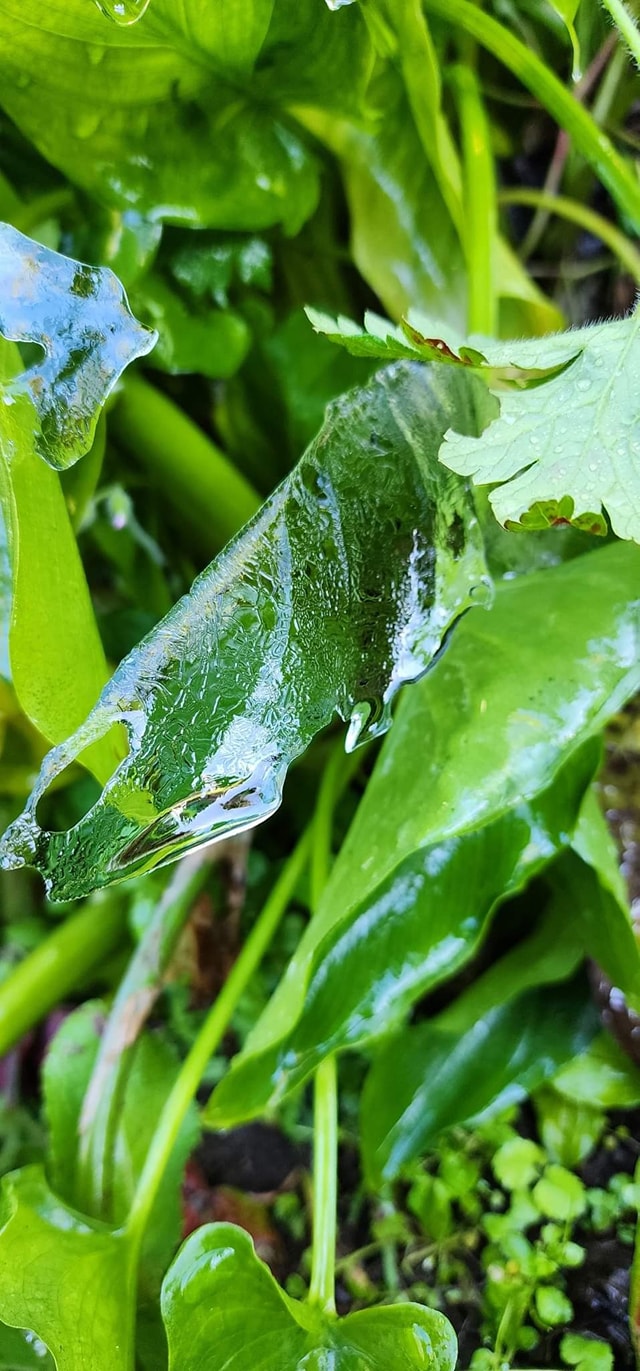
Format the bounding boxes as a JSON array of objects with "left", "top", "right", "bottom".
[
  {"left": 88, "top": 44, "right": 106, "bottom": 65},
  {"left": 576, "top": 378, "right": 591, "bottom": 393},
  {"left": 15, "top": 72, "right": 31, "bottom": 90},
  {"left": 588, "top": 462, "right": 598, "bottom": 472}
]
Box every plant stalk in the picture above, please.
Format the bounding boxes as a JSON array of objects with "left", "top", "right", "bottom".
[
  {"left": 499, "top": 188, "right": 640, "bottom": 284},
  {"left": 600, "top": 0, "right": 640, "bottom": 69},
  {"left": 424, "top": 0, "right": 640, "bottom": 229},
  {"left": 111, "top": 375, "right": 261, "bottom": 558},
  {"left": 0, "top": 893, "right": 128, "bottom": 1056},
  {"left": 309, "top": 1053, "right": 338, "bottom": 1314},
  {"left": 452, "top": 64, "right": 498, "bottom": 335}
]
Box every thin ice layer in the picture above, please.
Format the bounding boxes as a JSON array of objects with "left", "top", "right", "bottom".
[
  {"left": 0, "top": 223, "right": 156, "bottom": 470},
  {"left": 0, "top": 362, "right": 492, "bottom": 900}
]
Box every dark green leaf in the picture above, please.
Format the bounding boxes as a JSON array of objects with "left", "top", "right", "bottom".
[
  {"left": 0, "top": 1168, "right": 132, "bottom": 1371},
  {"left": 131, "top": 274, "right": 250, "bottom": 379},
  {"left": 161, "top": 1222, "right": 457, "bottom": 1371},
  {"left": 208, "top": 542, "right": 640, "bottom": 1126},
  {"left": 0, "top": 362, "right": 491, "bottom": 899},
  {"left": 0, "top": 0, "right": 371, "bottom": 234}
]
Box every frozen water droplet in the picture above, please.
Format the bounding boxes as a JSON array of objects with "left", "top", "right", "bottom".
[
  {"left": 588, "top": 462, "right": 598, "bottom": 472},
  {"left": 576, "top": 378, "right": 591, "bottom": 393},
  {"left": 502, "top": 413, "right": 516, "bottom": 426},
  {"left": 88, "top": 44, "right": 106, "bottom": 65},
  {"left": 93, "top": 0, "right": 152, "bottom": 24}
]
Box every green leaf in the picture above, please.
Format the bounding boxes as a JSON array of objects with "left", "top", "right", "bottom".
[
  {"left": 0, "top": 362, "right": 492, "bottom": 899},
  {"left": 0, "top": 1168, "right": 132, "bottom": 1371},
  {"left": 0, "top": 223, "right": 155, "bottom": 471},
  {"left": 161, "top": 1222, "right": 457, "bottom": 1371},
  {"left": 535, "top": 1284, "right": 573, "bottom": 1328},
  {"left": 131, "top": 273, "right": 250, "bottom": 379},
  {"left": 533, "top": 1164, "right": 587, "bottom": 1222},
  {"left": 492, "top": 1138, "right": 545, "bottom": 1191},
  {"left": 43, "top": 1003, "right": 198, "bottom": 1291},
  {"left": 533, "top": 1087, "right": 605, "bottom": 1169},
  {"left": 361, "top": 976, "right": 598, "bottom": 1185},
  {"left": 551, "top": 1033, "right": 640, "bottom": 1109},
  {"left": 441, "top": 312, "right": 640, "bottom": 542},
  {"left": 207, "top": 541, "right": 640, "bottom": 1127},
  {"left": 560, "top": 1332, "right": 614, "bottom": 1371},
  {"left": 0, "top": 0, "right": 371, "bottom": 234}
]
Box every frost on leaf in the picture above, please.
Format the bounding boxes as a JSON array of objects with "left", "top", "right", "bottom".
[
  {"left": 0, "top": 223, "right": 156, "bottom": 470},
  {"left": 0, "top": 363, "right": 491, "bottom": 901},
  {"left": 440, "top": 311, "right": 640, "bottom": 543}
]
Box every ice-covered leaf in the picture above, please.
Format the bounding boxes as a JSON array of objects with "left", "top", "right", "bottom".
[
  {"left": 0, "top": 1168, "right": 132, "bottom": 1371},
  {"left": 207, "top": 541, "right": 640, "bottom": 1126},
  {"left": 161, "top": 1223, "right": 457, "bottom": 1371},
  {"left": 441, "top": 311, "right": 640, "bottom": 542},
  {"left": 0, "top": 224, "right": 155, "bottom": 471},
  {"left": 0, "top": 0, "right": 370, "bottom": 234},
  {"left": 0, "top": 362, "right": 492, "bottom": 900}
]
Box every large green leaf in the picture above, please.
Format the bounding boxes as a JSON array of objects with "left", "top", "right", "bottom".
[
  {"left": 0, "top": 0, "right": 371, "bottom": 234},
  {"left": 161, "top": 1223, "right": 457, "bottom": 1371},
  {"left": 0, "top": 362, "right": 492, "bottom": 899},
  {"left": 441, "top": 312, "right": 640, "bottom": 541},
  {"left": 43, "top": 1005, "right": 197, "bottom": 1291},
  {"left": 207, "top": 541, "right": 640, "bottom": 1126},
  {"left": 360, "top": 847, "right": 637, "bottom": 1183},
  {"left": 362, "top": 977, "right": 597, "bottom": 1186},
  {"left": 0, "top": 1168, "right": 132, "bottom": 1371}
]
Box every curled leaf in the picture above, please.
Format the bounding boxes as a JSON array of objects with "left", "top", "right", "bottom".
[
  {"left": 0, "top": 363, "right": 492, "bottom": 900},
  {"left": 0, "top": 223, "right": 156, "bottom": 470}
]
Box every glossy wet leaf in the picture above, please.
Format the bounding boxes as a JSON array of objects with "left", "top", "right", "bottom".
[
  {"left": 161, "top": 1222, "right": 457, "bottom": 1371},
  {"left": 362, "top": 976, "right": 597, "bottom": 1185},
  {"left": 441, "top": 312, "right": 640, "bottom": 541},
  {"left": 208, "top": 541, "right": 640, "bottom": 1126},
  {"left": 551, "top": 1034, "right": 640, "bottom": 1110},
  {"left": 0, "top": 224, "right": 155, "bottom": 470},
  {"left": 0, "top": 0, "right": 370, "bottom": 234},
  {"left": 0, "top": 1167, "right": 132, "bottom": 1371},
  {"left": 131, "top": 274, "right": 250, "bottom": 379},
  {"left": 0, "top": 362, "right": 492, "bottom": 900},
  {"left": 43, "top": 1003, "right": 198, "bottom": 1290}
]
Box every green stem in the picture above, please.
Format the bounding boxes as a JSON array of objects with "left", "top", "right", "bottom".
[
  {"left": 600, "top": 0, "right": 640, "bottom": 68},
  {"left": 309, "top": 1054, "right": 338, "bottom": 1314},
  {"left": 424, "top": 0, "right": 640, "bottom": 229},
  {"left": 125, "top": 823, "right": 312, "bottom": 1246},
  {"left": 499, "top": 188, "right": 640, "bottom": 282},
  {"left": 110, "top": 375, "right": 261, "bottom": 558},
  {"left": 77, "top": 853, "right": 210, "bottom": 1219},
  {"left": 452, "top": 65, "right": 498, "bottom": 335},
  {"left": 11, "top": 189, "right": 75, "bottom": 234},
  {"left": 0, "top": 894, "right": 128, "bottom": 1055}
]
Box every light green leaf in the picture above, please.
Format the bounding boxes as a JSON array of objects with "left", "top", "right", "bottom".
[
  {"left": 0, "top": 1168, "right": 132, "bottom": 1371},
  {"left": 535, "top": 1284, "right": 573, "bottom": 1328},
  {"left": 131, "top": 274, "right": 250, "bottom": 379},
  {"left": 0, "top": 224, "right": 155, "bottom": 471},
  {"left": 0, "top": 0, "right": 371, "bottom": 234},
  {"left": 207, "top": 541, "right": 640, "bottom": 1127},
  {"left": 550, "top": 0, "right": 581, "bottom": 80},
  {"left": 441, "top": 312, "right": 640, "bottom": 541},
  {"left": 161, "top": 1223, "right": 457, "bottom": 1371},
  {"left": 534, "top": 1086, "right": 605, "bottom": 1169},
  {"left": 551, "top": 1033, "right": 640, "bottom": 1109},
  {"left": 0, "top": 362, "right": 492, "bottom": 899},
  {"left": 533, "top": 1164, "right": 587, "bottom": 1222},
  {"left": 561, "top": 1331, "right": 614, "bottom": 1371}
]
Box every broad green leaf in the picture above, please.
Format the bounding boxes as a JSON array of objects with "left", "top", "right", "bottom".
[
  {"left": 0, "top": 229, "right": 153, "bottom": 778},
  {"left": 43, "top": 1003, "right": 198, "bottom": 1290},
  {"left": 0, "top": 0, "right": 371, "bottom": 234},
  {"left": 207, "top": 541, "right": 640, "bottom": 1126},
  {"left": 0, "top": 224, "right": 155, "bottom": 471},
  {"left": 0, "top": 362, "right": 492, "bottom": 900},
  {"left": 361, "top": 976, "right": 598, "bottom": 1185},
  {"left": 441, "top": 312, "right": 640, "bottom": 541},
  {"left": 0, "top": 1167, "right": 132, "bottom": 1371},
  {"left": 161, "top": 1222, "right": 457, "bottom": 1371}
]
